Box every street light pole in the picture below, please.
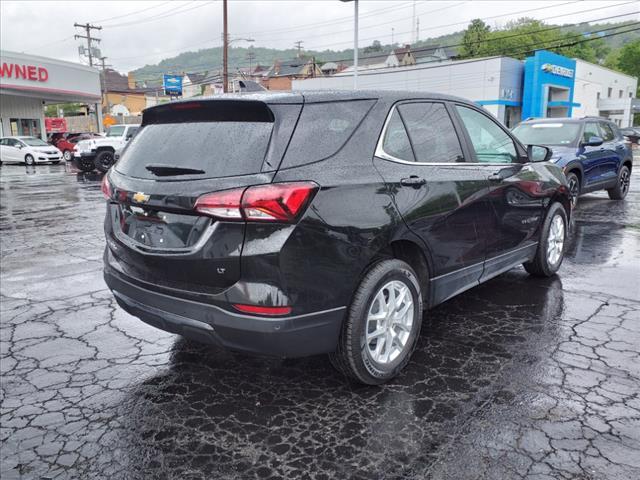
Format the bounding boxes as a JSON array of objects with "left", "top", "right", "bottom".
[
  {"left": 340, "top": 0, "right": 359, "bottom": 90},
  {"left": 353, "top": 0, "right": 358, "bottom": 90},
  {"left": 222, "top": 0, "right": 229, "bottom": 93}
]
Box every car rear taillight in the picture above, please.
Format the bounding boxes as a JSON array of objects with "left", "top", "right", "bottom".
[
  {"left": 101, "top": 175, "right": 112, "bottom": 200},
  {"left": 195, "top": 182, "right": 318, "bottom": 223},
  {"left": 194, "top": 188, "right": 243, "bottom": 219},
  {"left": 233, "top": 304, "right": 292, "bottom": 316}
]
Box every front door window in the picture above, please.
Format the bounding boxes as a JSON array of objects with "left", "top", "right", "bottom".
[{"left": 455, "top": 106, "right": 517, "bottom": 164}]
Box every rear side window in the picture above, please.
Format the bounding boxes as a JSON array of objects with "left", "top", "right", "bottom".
[
  {"left": 382, "top": 110, "right": 414, "bottom": 161},
  {"left": 282, "top": 100, "right": 375, "bottom": 167},
  {"left": 598, "top": 122, "right": 615, "bottom": 141},
  {"left": 115, "top": 122, "right": 273, "bottom": 179},
  {"left": 582, "top": 123, "right": 600, "bottom": 143},
  {"left": 397, "top": 103, "right": 463, "bottom": 163}
]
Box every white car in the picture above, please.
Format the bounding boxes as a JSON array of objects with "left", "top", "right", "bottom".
[
  {"left": 0, "top": 136, "right": 63, "bottom": 166},
  {"left": 74, "top": 124, "right": 140, "bottom": 173}
]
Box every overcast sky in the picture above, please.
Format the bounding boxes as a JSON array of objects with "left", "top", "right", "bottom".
[{"left": 1, "top": 0, "right": 638, "bottom": 72}]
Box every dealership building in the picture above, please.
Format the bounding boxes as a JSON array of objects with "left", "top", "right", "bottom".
[
  {"left": 0, "top": 50, "right": 102, "bottom": 139},
  {"left": 294, "top": 50, "right": 639, "bottom": 128}
]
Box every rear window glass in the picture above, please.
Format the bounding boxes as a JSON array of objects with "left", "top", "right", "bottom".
[
  {"left": 282, "top": 100, "right": 375, "bottom": 167},
  {"left": 115, "top": 122, "right": 273, "bottom": 179}
]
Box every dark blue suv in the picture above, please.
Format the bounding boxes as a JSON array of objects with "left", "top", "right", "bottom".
[{"left": 512, "top": 117, "right": 632, "bottom": 206}]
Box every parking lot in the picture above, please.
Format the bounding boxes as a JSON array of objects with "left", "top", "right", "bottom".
[{"left": 1, "top": 158, "right": 639, "bottom": 479}]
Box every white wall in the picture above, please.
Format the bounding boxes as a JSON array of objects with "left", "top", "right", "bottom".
[
  {"left": 0, "top": 94, "right": 46, "bottom": 139},
  {"left": 292, "top": 57, "right": 523, "bottom": 124},
  {"left": 573, "top": 60, "right": 637, "bottom": 126}
]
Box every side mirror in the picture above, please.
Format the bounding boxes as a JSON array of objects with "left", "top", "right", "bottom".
[
  {"left": 527, "top": 144, "right": 552, "bottom": 163},
  {"left": 582, "top": 136, "right": 603, "bottom": 147}
]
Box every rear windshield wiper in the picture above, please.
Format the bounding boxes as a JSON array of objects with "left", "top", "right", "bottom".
[{"left": 145, "top": 164, "right": 205, "bottom": 176}]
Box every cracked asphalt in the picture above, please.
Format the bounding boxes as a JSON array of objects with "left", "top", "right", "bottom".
[{"left": 1, "top": 156, "right": 639, "bottom": 480}]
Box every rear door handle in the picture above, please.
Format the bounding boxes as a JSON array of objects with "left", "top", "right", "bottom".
[{"left": 400, "top": 176, "right": 427, "bottom": 187}]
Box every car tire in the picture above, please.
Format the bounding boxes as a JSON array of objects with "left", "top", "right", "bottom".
[
  {"left": 76, "top": 157, "right": 96, "bottom": 172},
  {"left": 24, "top": 154, "right": 35, "bottom": 166},
  {"left": 329, "top": 259, "right": 423, "bottom": 385},
  {"left": 51, "top": 161, "right": 61, "bottom": 165},
  {"left": 565, "top": 171, "right": 580, "bottom": 208},
  {"left": 607, "top": 165, "right": 631, "bottom": 200},
  {"left": 63, "top": 150, "right": 72, "bottom": 162},
  {"left": 523, "top": 202, "right": 568, "bottom": 277},
  {"left": 94, "top": 151, "right": 115, "bottom": 173}
]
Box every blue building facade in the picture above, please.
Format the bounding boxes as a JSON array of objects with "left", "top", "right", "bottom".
[{"left": 521, "top": 50, "right": 580, "bottom": 120}]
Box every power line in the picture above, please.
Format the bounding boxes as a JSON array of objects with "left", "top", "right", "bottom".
[
  {"left": 351, "top": 24, "right": 640, "bottom": 78},
  {"left": 103, "top": 1, "right": 213, "bottom": 29},
  {"left": 306, "top": 0, "right": 634, "bottom": 50},
  {"left": 90, "top": 1, "right": 174, "bottom": 24},
  {"left": 135, "top": 12, "right": 639, "bottom": 86}
]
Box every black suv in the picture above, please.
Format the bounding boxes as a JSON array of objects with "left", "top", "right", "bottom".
[{"left": 103, "top": 91, "right": 571, "bottom": 384}]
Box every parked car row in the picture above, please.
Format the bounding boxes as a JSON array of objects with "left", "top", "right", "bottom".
[{"left": 0, "top": 125, "right": 140, "bottom": 171}]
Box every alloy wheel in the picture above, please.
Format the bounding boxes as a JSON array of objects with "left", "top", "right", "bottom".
[
  {"left": 568, "top": 177, "right": 579, "bottom": 207},
  {"left": 620, "top": 170, "right": 630, "bottom": 196},
  {"left": 63, "top": 151, "right": 72, "bottom": 161},
  {"left": 547, "top": 214, "right": 565, "bottom": 266},
  {"left": 365, "top": 280, "right": 414, "bottom": 365}
]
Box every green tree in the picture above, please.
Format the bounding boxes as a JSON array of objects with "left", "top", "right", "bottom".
[
  {"left": 616, "top": 39, "right": 640, "bottom": 79},
  {"left": 459, "top": 19, "right": 490, "bottom": 58},
  {"left": 363, "top": 40, "right": 383, "bottom": 54}
]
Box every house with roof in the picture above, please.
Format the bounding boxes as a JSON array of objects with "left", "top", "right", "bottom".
[
  {"left": 182, "top": 72, "right": 208, "bottom": 98},
  {"left": 102, "top": 69, "right": 149, "bottom": 116},
  {"left": 263, "top": 58, "right": 323, "bottom": 91}
]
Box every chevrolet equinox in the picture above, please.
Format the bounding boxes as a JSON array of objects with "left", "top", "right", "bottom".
[{"left": 103, "top": 91, "right": 571, "bottom": 384}]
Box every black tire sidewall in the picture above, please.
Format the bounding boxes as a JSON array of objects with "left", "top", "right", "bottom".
[
  {"left": 566, "top": 172, "right": 580, "bottom": 206},
  {"left": 94, "top": 151, "right": 114, "bottom": 173},
  {"left": 538, "top": 203, "right": 568, "bottom": 275},
  {"left": 349, "top": 260, "right": 423, "bottom": 383}
]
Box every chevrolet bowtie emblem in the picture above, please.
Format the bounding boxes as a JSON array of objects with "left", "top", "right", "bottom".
[{"left": 132, "top": 192, "right": 150, "bottom": 203}]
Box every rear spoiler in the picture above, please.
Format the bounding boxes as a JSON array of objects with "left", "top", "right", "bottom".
[{"left": 142, "top": 100, "right": 275, "bottom": 125}]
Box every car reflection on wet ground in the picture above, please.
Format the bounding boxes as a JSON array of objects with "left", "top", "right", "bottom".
[{"left": 1, "top": 157, "right": 639, "bottom": 480}]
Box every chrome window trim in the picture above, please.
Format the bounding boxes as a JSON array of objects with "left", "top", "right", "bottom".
[{"left": 374, "top": 103, "right": 517, "bottom": 167}]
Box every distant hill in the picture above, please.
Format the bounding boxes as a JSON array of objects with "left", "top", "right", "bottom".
[{"left": 130, "top": 20, "right": 639, "bottom": 85}]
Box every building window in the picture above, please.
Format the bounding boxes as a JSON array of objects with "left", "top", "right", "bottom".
[
  {"left": 619, "top": 90, "right": 623, "bottom": 98},
  {"left": 9, "top": 118, "right": 41, "bottom": 137},
  {"left": 597, "top": 92, "right": 600, "bottom": 100},
  {"left": 608, "top": 87, "right": 612, "bottom": 98},
  {"left": 630, "top": 92, "right": 634, "bottom": 98}
]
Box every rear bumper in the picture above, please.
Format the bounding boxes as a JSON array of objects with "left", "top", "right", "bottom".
[{"left": 104, "top": 269, "right": 346, "bottom": 358}]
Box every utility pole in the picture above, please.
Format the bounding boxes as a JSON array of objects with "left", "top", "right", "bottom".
[
  {"left": 392, "top": 27, "right": 395, "bottom": 45},
  {"left": 416, "top": 17, "right": 420, "bottom": 43},
  {"left": 294, "top": 40, "right": 304, "bottom": 58},
  {"left": 74, "top": 22, "right": 102, "bottom": 67},
  {"left": 222, "top": 0, "right": 229, "bottom": 93},
  {"left": 98, "top": 56, "right": 111, "bottom": 116}
]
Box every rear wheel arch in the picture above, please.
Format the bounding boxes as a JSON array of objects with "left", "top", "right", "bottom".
[
  {"left": 95, "top": 146, "right": 116, "bottom": 153},
  {"left": 623, "top": 160, "right": 632, "bottom": 172},
  {"left": 365, "top": 238, "right": 431, "bottom": 306}
]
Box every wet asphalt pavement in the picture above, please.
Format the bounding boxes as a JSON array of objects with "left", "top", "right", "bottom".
[{"left": 1, "top": 157, "right": 639, "bottom": 480}]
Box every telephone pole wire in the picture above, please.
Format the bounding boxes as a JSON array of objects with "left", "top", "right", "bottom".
[{"left": 74, "top": 22, "right": 102, "bottom": 67}]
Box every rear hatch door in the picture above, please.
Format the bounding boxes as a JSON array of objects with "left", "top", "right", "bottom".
[{"left": 105, "top": 97, "right": 302, "bottom": 294}]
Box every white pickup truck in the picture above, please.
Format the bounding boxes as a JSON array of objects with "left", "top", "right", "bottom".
[{"left": 74, "top": 124, "right": 140, "bottom": 172}]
